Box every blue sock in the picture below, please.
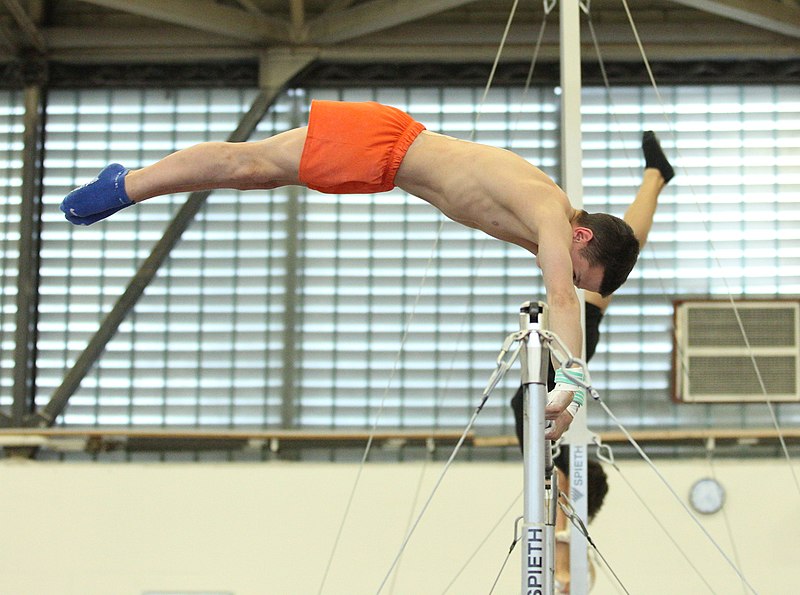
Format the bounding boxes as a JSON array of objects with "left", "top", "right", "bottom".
[{"left": 61, "top": 163, "right": 133, "bottom": 225}]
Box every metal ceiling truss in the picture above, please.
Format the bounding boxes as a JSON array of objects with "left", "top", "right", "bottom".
[
  {"left": 72, "top": 0, "right": 800, "bottom": 43},
  {"left": 0, "top": 1, "right": 796, "bottom": 64},
  {"left": 668, "top": 0, "right": 800, "bottom": 38},
  {"left": 0, "top": 57, "right": 792, "bottom": 90}
]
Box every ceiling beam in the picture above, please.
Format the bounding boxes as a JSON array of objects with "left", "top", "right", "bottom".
[
  {"left": 46, "top": 26, "right": 240, "bottom": 48},
  {"left": 0, "top": 19, "right": 19, "bottom": 52},
  {"left": 307, "top": 0, "right": 482, "bottom": 44},
  {"left": 233, "top": 0, "right": 263, "bottom": 15},
  {"left": 44, "top": 20, "right": 790, "bottom": 53},
  {"left": 355, "top": 20, "right": 787, "bottom": 46},
  {"left": 77, "top": 0, "right": 291, "bottom": 43},
  {"left": 668, "top": 0, "right": 800, "bottom": 38},
  {"left": 36, "top": 40, "right": 798, "bottom": 65},
  {"left": 321, "top": 0, "right": 356, "bottom": 17},
  {"left": 2, "top": 0, "right": 46, "bottom": 53},
  {"left": 290, "top": 0, "right": 305, "bottom": 38},
  {"left": 313, "top": 41, "right": 800, "bottom": 62}
]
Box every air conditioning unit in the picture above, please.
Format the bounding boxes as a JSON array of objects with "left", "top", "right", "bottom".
[{"left": 673, "top": 300, "right": 800, "bottom": 403}]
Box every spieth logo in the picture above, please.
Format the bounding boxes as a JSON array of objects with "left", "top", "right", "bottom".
[
  {"left": 572, "top": 444, "right": 585, "bottom": 500},
  {"left": 526, "top": 526, "right": 544, "bottom": 595}
]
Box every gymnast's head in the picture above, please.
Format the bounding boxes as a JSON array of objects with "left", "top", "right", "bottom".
[{"left": 570, "top": 210, "right": 639, "bottom": 297}]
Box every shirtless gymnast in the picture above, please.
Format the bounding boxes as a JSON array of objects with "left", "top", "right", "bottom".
[{"left": 60, "top": 100, "right": 640, "bottom": 440}]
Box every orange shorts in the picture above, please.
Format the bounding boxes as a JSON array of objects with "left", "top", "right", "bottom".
[{"left": 298, "top": 100, "right": 426, "bottom": 194}]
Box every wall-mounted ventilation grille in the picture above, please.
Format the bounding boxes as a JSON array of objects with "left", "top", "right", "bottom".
[{"left": 673, "top": 300, "right": 800, "bottom": 403}]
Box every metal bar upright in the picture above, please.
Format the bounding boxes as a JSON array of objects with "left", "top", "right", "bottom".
[
  {"left": 560, "top": 1, "right": 591, "bottom": 591},
  {"left": 12, "top": 63, "right": 46, "bottom": 427},
  {"left": 279, "top": 99, "right": 304, "bottom": 436},
  {"left": 519, "top": 300, "right": 554, "bottom": 595}
]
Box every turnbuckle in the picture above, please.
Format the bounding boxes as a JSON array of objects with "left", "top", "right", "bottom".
[
  {"left": 538, "top": 330, "right": 600, "bottom": 402},
  {"left": 477, "top": 330, "right": 532, "bottom": 410}
]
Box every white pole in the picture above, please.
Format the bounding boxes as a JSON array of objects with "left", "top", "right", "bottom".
[
  {"left": 520, "top": 301, "right": 555, "bottom": 595},
  {"left": 560, "top": 1, "right": 592, "bottom": 594}
]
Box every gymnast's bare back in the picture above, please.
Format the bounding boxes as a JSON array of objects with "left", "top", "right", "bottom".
[
  {"left": 123, "top": 126, "right": 575, "bottom": 264},
  {"left": 395, "top": 130, "right": 576, "bottom": 256},
  {"left": 62, "top": 121, "right": 599, "bottom": 441}
]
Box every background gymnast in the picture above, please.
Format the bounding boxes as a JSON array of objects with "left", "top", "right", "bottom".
[
  {"left": 510, "top": 130, "right": 674, "bottom": 592},
  {"left": 60, "top": 99, "right": 640, "bottom": 440}
]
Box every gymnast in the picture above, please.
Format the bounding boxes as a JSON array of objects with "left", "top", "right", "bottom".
[
  {"left": 512, "top": 129, "right": 673, "bottom": 439},
  {"left": 61, "top": 99, "right": 641, "bottom": 440},
  {"left": 511, "top": 131, "right": 674, "bottom": 592}
]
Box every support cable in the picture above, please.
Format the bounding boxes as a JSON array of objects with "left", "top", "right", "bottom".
[
  {"left": 598, "top": 400, "right": 759, "bottom": 595},
  {"left": 428, "top": 6, "right": 556, "bottom": 589},
  {"left": 704, "top": 438, "right": 749, "bottom": 595},
  {"left": 487, "top": 517, "right": 522, "bottom": 595},
  {"left": 616, "top": 0, "right": 800, "bottom": 497},
  {"left": 317, "top": 2, "right": 525, "bottom": 592},
  {"left": 582, "top": 6, "right": 749, "bottom": 587},
  {"left": 440, "top": 490, "right": 523, "bottom": 594},
  {"left": 387, "top": 455, "right": 431, "bottom": 595},
  {"left": 315, "top": 233, "right": 443, "bottom": 595},
  {"left": 582, "top": 12, "right": 795, "bottom": 591},
  {"left": 545, "top": 334, "right": 759, "bottom": 594},
  {"left": 375, "top": 330, "right": 530, "bottom": 594},
  {"left": 594, "top": 439, "right": 717, "bottom": 594},
  {"left": 557, "top": 493, "right": 631, "bottom": 595}
]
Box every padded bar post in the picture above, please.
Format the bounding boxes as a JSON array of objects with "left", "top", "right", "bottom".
[{"left": 519, "top": 300, "right": 554, "bottom": 595}]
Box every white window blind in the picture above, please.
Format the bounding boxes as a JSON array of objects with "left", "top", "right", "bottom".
[
  {"left": 582, "top": 84, "right": 800, "bottom": 430},
  {"left": 294, "top": 87, "right": 557, "bottom": 431},
  {"left": 0, "top": 91, "right": 24, "bottom": 409},
  {"left": 18, "top": 82, "right": 800, "bottom": 438},
  {"left": 39, "top": 89, "right": 289, "bottom": 427}
]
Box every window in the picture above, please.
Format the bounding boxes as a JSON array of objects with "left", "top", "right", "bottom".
[
  {"left": 18, "top": 82, "right": 800, "bottom": 443},
  {"left": 0, "top": 91, "right": 23, "bottom": 409}
]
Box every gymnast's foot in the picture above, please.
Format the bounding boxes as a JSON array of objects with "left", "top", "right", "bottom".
[
  {"left": 60, "top": 163, "right": 133, "bottom": 225},
  {"left": 642, "top": 131, "right": 674, "bottom": 184}
]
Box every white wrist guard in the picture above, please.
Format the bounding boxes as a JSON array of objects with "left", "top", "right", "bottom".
[
  {"left": 553, "top": 367, "right": 586, "bottom": 406},
  {"left": 566, "top": 400, "right": 581, "bottom": 418}
]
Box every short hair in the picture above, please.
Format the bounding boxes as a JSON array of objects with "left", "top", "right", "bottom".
[
  {"left": 574, "top": 210, "right": 639, "bottom": 297},
  {"left": 585, "top": 459, "right": 609, "bottom": 521}
]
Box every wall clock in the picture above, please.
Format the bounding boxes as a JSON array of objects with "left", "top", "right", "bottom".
[{"left": 689, "top": 477, "right": 725, "bottom": 515}]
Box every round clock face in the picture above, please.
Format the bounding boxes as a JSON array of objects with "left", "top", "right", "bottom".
[{"left": 689, "top": 477, "right": 725, "bottom": 515}]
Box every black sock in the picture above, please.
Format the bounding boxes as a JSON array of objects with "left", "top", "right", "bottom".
[{"left": 642, "top": 131, "right": 674, "bottom": 183}]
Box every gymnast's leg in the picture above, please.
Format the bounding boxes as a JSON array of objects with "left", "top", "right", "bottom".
[
  {"left": 60, "top": 127, "right": 308, "bottom": 225},
  {"left": 641, "top": 130, "right": 674, "bottom": 183},
  {"left": 623, "top": 131, "right": 674, "bottom": 246}
]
